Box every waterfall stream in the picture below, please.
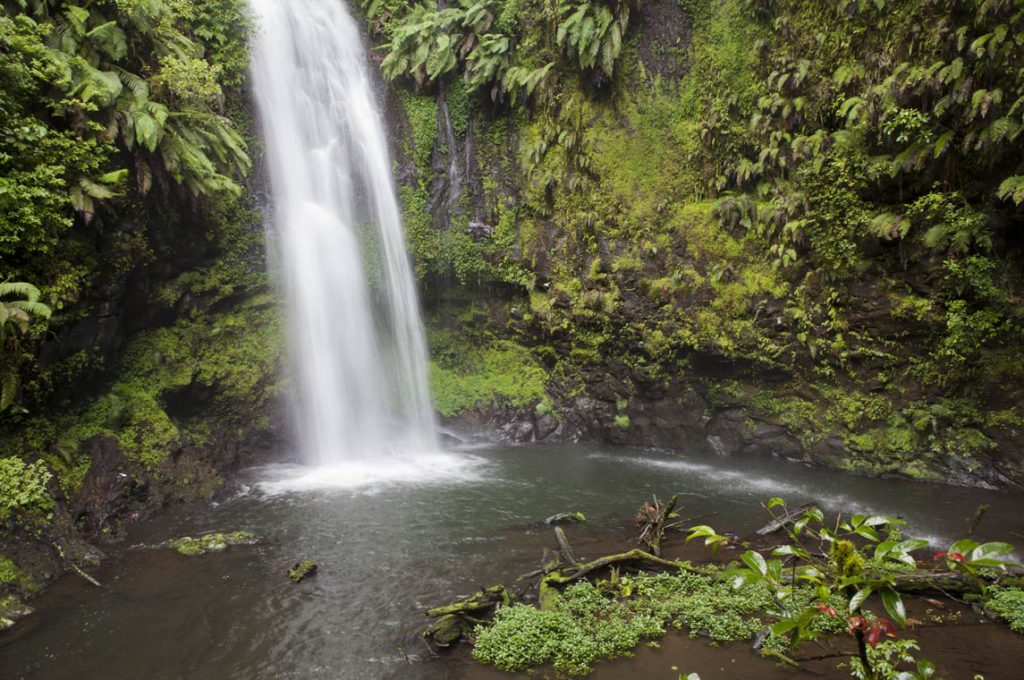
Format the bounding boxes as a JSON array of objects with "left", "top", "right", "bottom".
[{"left": 249, "top": 0, "right": 438, "bottom": 464}]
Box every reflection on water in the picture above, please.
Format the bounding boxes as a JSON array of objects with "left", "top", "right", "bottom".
[{"left": 1, "top": 444, "right": 1021, "bottom": 680}]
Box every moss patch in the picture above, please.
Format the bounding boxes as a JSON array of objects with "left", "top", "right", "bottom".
[
  {"left": 169, "top": 531, "right": 256, "bottom": 556},
  {"left": 429, "top": 333, "right": 549, "bottom": 418}
]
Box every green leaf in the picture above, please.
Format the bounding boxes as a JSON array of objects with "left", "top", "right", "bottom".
[
  {"left": 854, "top": 525, "right": 882, "bottom": 542},
  {"left": 772, "top": 544, "right": 810, "bottom": 560},
  {"left": 771, "top": 617, "right": 800, "bottom": 636},
  {"left": 849, "top": 586, "right": 873, "bottom": 613},
  {"left": 880, "top": 587, "right": 907, "bottom": 626},
  {"left": 741, "top": 550, "right": 768, "bottom": 576}
]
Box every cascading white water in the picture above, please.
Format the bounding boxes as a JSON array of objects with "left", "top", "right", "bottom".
[{"left": 249, "top": 0, "right": 438, "bottom": 464}]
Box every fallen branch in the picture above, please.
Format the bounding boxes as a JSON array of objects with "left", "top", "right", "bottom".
[
  {"left": 423, "top": 585, "right": 513, "bottom": 649},
  {"left": 756, "top": 502, "right": 817, "bottom": 536},
  {"left": 52, "top": 542, "right": 102, "bottom": 588},
  {"left": 546, "top": 548, "right": 698, "bottom": 586},
  {"left": 967, "top": 504, "right": 990, "bottom": 538},
  {"left": 554, "top": 526, "right": 578, "bottom": 565}
]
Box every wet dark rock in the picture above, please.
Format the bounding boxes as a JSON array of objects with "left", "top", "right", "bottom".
[
  {"left": 70, "top": 437, "right": 137, "bottom": 539},
  {"left": 535, "top": 413, "right": 559, "bottom": 441}
]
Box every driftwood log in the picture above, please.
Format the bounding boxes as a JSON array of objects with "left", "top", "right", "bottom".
[
  {"left": 635, "top": 494, "right": 679, "bottom": 556},
  {"left": 423, "top": 585, "right": 512, "bottom": 649}
]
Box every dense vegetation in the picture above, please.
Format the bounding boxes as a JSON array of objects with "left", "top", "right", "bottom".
[
  {"left": 441, "top": 496, "right": 1024, "bottom": 679},
  {"left": 1, "top": 0, "right": 279, "bottom": 609},
  {"left": 368, "top": 0, "right": 1024, "bottom": 484}
]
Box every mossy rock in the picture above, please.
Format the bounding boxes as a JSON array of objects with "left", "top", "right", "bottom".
[
  {"left": 168, "top": 531, "right": 256, "bottom": 556},
  {"left": 0, "top": 596, "right": 33, "bottom": 632},
  {"left": 288, "top": 560, "right": 318, "bottom": 583}
]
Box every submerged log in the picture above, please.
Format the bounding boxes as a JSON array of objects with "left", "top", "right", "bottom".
[{"left": 545, "top": 511, "right": 587, "bottom": 525}]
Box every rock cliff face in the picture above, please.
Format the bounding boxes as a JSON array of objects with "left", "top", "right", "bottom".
[{"left": 374, "top": 0, "right": 1024, "bottom": 491}]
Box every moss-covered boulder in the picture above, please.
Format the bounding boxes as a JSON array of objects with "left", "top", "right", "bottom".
[
  {"left": 168, "top": 531, "right": 256, "bottom": 556},
  {"left": 288, "top": 559, "right": 317, "bottom": 583},
  {"left": 0, "top": 596, "right": 33, "bottom": 632}
]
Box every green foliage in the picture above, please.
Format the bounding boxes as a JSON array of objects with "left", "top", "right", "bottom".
[
  {"left": 0, "top": 0, "right": 256, "bottom": 424},
  {"left": 472, "top": 569, "right": 846, "bottom": 676},
  {"left": 4, "top": 291, "right": 283, "bottom": 491},
  {"left": 472, "top": 581, "right": 663, "bottom": 676},
  {"left": 849, "top": 639, "right": 937, "bottom": 680},
  {"left": 630, "top": 570, "right": 778, "bottom": 642},
  {"left": 0, "top": 555, "right": 38, "bottom": 592},
  {"left": 987, "top": 587, "right": 1024, "bottom": 634},
  {"left": 429, "top": 330, "right": 548, "bottom": 417},
  {"left": 694, "top": 499, "right": 1022, "bottom": 678},
  {"left": 371, "top": 0, "right": 1024, "bottom": 477},
  {"left": 0, "top": 282, "right": 52, "bottom": 412},
  {"left": 555, "top": 0, "right": 634, "bottom": 78},
  {"left": 0, "top": 457, "right": 54, "bottom": 524}
]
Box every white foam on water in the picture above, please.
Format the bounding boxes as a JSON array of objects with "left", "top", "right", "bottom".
[
  {"left": 253, "top": 453, "right": 487, "bottom": 496},
  {"left": 590, "top": 451, "right": 949, "bottom": 547}
]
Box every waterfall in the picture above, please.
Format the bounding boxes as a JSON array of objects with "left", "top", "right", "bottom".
[{"left": 249, "top": 0, "right": 438, "bottom": 464}]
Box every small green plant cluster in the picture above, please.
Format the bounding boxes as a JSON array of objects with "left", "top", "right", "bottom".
[
  {"left": 472, "top": 581, "right": 662, "bottom": 676},
  {"left": 471, "top": 569, "right": 847, "bottom": 675},
  {"left": 0, "top": 456, "right": 54, "bottom": 525},
  {"left": 849, "top": 639, "right": 935, "bottom": 680},
  {"left": 985, "top": 587, "right": 1024, "bottom": 634},
  {"left": 0, "top": 555, "right": 38, "bottom": 593},
  {"left": 169, "top": 531, "right": 255, "bottom": 556}
]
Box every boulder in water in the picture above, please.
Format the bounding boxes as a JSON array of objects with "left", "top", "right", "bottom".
[
  {"left": 289, "top": 560, "right": 318, "bottom": 583},
  {"left": 168, "top": 531, "right": 256, "bottom": 556}
]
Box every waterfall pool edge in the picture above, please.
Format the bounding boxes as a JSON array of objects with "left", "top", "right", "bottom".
[{"left": 1, "top": 443, "right": 1022, "bottom": 680}]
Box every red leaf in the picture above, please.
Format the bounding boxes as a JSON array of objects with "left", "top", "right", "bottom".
[
  {"left": 878, "top": 617, "right": 897, "bottom": 638},
  {"left": 933, "top": 551, "right": 947, "bottom": 560},
  {"left": 866, "top": 622, "right": 881, "bottom": 647}
]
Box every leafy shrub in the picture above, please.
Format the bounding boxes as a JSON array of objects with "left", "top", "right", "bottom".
[
  {"left": 0, "top": 457, "right": 53, "bottom": 523},
  {"left": 988, "top": 587, "right": 1024, "bottom": 634},
  {"left": 472, "top": 581, "right": 663, "bottom": 675}
]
